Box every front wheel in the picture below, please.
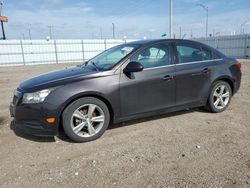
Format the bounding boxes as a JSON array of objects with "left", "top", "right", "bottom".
[
  {"left": 206, "top": 81, "right": 232, "bottom": 113},
  {"left": 62, "top": 97, "right": 110, "bottom": 142}
]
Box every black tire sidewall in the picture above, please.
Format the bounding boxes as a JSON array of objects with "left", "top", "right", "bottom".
[
  {"left": 62, "top": 97, "right": 110, "bottom": 142},
  {"left": 208, "top": 81, "right": 232, "bottom": 113}
]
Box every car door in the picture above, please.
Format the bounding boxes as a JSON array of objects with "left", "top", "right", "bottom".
[
  {"left": 119, "top": 42, "right": 175, "bottom": 117},
  {"left": 174, "top": 41, "right": 214, "bottom": 106}
]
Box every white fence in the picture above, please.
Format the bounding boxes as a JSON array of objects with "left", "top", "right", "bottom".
[
  {"left": 194, "top": 34, "right": 250, "bottom": 59},
  {"left": 0, "top": 39, "right": 132, "bottom": 66},
  {"left": 1, "top": 36, "right": 249, "bottom": 67}
]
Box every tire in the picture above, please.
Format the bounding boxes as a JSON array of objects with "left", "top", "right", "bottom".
[
  {"left": 62, "top": 97, "right": 110, "bottom": 142},
  {"left": 206, "top": 81, "right": 232, "bottom": 113}
]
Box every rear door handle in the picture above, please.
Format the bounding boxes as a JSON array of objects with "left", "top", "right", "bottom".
[
  {"left": 162, "top": 75, "right": 173, "bottom": 81},
  {"left": 202, "top": 68, "right": 210, "bottom": 74}
]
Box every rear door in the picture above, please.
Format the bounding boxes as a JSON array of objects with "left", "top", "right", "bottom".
[
  {"left": 174, "top": 41, "right": 214, "bottom": 105},
  {"left": 119, "top": 42, "right": 175, "bottom": 117}
]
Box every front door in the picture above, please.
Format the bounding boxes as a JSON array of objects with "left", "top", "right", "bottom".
[{"left": 119, "top": 42, "right": 175, "bottom": 117}]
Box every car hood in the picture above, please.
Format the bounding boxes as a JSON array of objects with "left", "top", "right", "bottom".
[{"left": 19, "top": 66, "right": 97, "bottom": 92}]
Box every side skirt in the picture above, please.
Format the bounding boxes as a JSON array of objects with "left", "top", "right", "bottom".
[{"left": 113, "top": 101, "right": 205, "bottom": 124}]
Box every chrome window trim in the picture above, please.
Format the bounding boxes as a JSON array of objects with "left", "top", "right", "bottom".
[
  {"left": 176, "top": 59, "right": 223, "bottom": 66},
  {"left": 144, "top": 64, "right": 175, "bottom": 71},
  {"left": 143, "top": 59, "right": 223, "bottom": 71}
]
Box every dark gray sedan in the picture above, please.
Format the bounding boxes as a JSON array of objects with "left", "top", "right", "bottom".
[{"left": 10, "top": 39, "right": 241, "bottom": 142}]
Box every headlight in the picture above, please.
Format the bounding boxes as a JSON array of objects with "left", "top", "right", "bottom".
[{"left": 22, "top": 89, "right": 53, "bottom": 104}]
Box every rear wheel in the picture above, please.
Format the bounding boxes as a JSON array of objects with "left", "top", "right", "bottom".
[
  {"left": 206, "top": 81, "right": 232, "bottom": 113},
  {"left": 62, "top": 97, "right": 110, "bottom": 142}
]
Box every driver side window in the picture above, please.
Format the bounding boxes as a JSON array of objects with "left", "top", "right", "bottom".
[
  {"left": 131, "top": 43, "right": 171, "bottom": 69},
  {"left": 99, "top": 49, "right": 131, "bottom": 65}
]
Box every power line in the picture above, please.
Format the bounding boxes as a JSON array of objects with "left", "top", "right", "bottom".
[{"left": 104, "top": 0, "right": 154, "bottom": 38}]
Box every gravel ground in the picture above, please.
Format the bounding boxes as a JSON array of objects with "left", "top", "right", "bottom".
[{"left": 0, "top": 61, "right": 249, "bottom": 188}]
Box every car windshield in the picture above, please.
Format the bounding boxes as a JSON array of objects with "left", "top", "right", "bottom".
[{"left": 84, "top": 44, "right": 139, "bottom": 71}]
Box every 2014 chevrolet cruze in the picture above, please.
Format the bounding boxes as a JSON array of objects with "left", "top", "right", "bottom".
[{"left": 10, "top": 39, "right": 241, "bottom": 142}]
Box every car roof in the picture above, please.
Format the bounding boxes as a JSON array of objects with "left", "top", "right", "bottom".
[
  {"left": 126, "top": 39, "right": 226, "bottom": 58},
  {"left": 126, "top": 39, "right": 198, "bottom": 45}
]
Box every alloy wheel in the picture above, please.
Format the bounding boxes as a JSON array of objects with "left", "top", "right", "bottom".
[
  {"left": 70, "top": 104, "right": 105, "bottom": 138},
  {"left": 212, "top": 85, "right": 230, "bottom": 110}
]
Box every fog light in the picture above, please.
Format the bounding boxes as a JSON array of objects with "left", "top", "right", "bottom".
[{"left": 46, "top": 118, "right": 56, "bottom": 123}]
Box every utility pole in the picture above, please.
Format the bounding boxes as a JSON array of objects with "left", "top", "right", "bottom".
[
  {"left": 241, "top": 19, "right": 250, "bottom": 34},
  {"left": 179, "top": 26, "right": 182, "bottom": 39},
  {"left": 241, "top": 25, "right": 244, "bottom": 34},
  {"left": 27, "top": 27, "right": 31, "bottom": 40},
  {"left": 112, "top": 23, "right": 115, "bottom": 39},
  {"left": 0, "top": 20, "right": 4, "bottom": 39},
  {"left": 206, "top": 7, "right": 208, "bottom": 37},
  {"left": 100, "top": 27, "right": 103, "bottom": 39},
  {"left": 0, "top": 1, "right": 2, "bottom": 15},
  {"left": 0, "top": 0, "right": 6, "bottom": 40},
  {"left": 27, "top": 24, "right": 32, "bottom": 40},
  {"left": 197, "top": 3, "right": 208, "bottom": 37},
  {"left": 169, "top": 0, "right": 173, "bottom": 39},
  {"left": 48, "top": 25, "right": 53, "bottom": 39}
]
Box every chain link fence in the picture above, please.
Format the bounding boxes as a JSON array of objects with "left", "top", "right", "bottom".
[
  {"left": 0, "top": 39, "right": 132, "bottom": 66},
  {"left": 194, "top": 34, "right": 250, "bottom": 59},
  {"left": 0, "top": 36, "right": 249, "bottom": 67}
]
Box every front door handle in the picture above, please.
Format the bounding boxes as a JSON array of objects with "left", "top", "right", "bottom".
[
  {"left": 162, "top": 75, "right": 173, "bottom": 81},
  {"left": 202, "top": 68, "right": 210, "bottom": 74}
]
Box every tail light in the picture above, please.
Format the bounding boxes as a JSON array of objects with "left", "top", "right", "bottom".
[{"left": 235, "top": 61, "right": 241, "bottom": 69}]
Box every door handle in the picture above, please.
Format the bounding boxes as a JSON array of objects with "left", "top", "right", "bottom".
[
  {"left": 202, "top": 68, "right": 210, "bottom": 74},
  {"left": 162, "top": 75, "right": 173, "bottom": 81}
]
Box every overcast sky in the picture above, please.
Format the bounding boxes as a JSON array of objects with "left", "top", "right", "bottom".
[{"left": 1, "top": 0, "right": 250, "bottom": 39}]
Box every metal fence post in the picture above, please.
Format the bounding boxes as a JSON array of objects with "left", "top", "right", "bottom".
[
  {"left": 244, "top": 35, "right": 248, "bottom": 59},
  {"left": 81, "top": 40, "right": 85, "bottom": 63},
  {"left": 247, "top": 36, "right": 250, "bottom": 59},
  {"left": 216, "top": 38, "right": 219, "bottom": 49},
  {"left": 54, "top": 40, "right": 58, "bottom": 64},
  {"left": 20, "top": 40, "right": 26, "bottom": 65}
]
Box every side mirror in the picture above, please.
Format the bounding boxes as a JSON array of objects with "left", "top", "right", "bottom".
[{"left": 123, "top": 61, "right": 144, "bottom": 73}]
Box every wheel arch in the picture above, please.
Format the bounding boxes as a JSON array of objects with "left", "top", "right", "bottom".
[{"left": 213, "top": 76, "right": 235, "bottom": 94}]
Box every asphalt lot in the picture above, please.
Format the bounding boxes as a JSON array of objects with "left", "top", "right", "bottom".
[{"left": 0, "top": 61, "right": 250, "bottom": 188}]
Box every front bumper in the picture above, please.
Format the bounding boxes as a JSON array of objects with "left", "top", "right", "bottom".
[
  {"left": 10, "top": 91, "right": 59, "bottom": 136},
  {"left": 12, "top": 120, "right": 57, "bottom": 136}
]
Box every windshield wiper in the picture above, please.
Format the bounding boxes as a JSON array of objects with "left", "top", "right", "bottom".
[
  {"left": 83, "top": 60, "right": 99, "bottom": 71},
  {"left": 89, "top": 61, "right": 99, "bottom": 72}
]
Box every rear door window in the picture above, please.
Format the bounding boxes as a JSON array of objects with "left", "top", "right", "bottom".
[
  {"left": 176, "top": 44, "right": 212, "bottom": 64},
  {"left": 201, "top": 48, "right": 213, "bottom": 60}
]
